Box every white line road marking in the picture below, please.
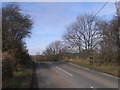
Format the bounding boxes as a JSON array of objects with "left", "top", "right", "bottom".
[
  {"left": 90, "top": 87, "right": 96, "bottom": 90},
  {"left": 56, "top": 66, "right": 72, "bottom": 76},
  {"left": 69, "top": 62, "right": 119, "bottom": 79},
  {"left": 103, "top": 73, "right": 119, "bottom": 79},
  {"left": 69, "top": 63, "right": 90, "bottom": 70},
  {"left": 90, "top": 86, "right": 94, "bottom": 88}
]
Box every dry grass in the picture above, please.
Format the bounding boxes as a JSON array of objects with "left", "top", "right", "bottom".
[
  {"left": 65, "top": 58, "right": 119, "bottom": 77},
  {"left": 2, "top": 63, "right": 33, "bottom": 88}
]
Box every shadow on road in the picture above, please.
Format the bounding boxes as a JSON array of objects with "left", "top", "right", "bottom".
[{"left": 30, "top": 62, "right": 39, "bottom": 88}]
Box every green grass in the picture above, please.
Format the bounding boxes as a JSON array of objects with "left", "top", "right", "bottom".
[
  {"left": 65, "top": 59, "right": 119, "bottom": 77},
  {"left": 3, "top": 63, "right": 33, "bottom": 88}
]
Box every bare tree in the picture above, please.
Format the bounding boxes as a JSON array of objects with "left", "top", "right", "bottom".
[
  {"left": 63, "top": 23, "right": 82, "bottom": 53},
  {"left": 97, "top": 16, "right": 119, "bottom": 63},
  {"left": 43, "top": 40, "right": 63, "bottom": 55},
  {"left": 42, "top": 40, "right": 70, "bottom": 61},
  {"left": 63, "top": 14, "right": 100, "bottom": 55}
]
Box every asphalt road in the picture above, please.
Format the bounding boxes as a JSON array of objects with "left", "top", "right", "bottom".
[{"left": 31, "top": 61, "right": 119, "bottom": 89}]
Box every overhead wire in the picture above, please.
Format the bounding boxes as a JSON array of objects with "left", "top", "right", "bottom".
[
  {"left": 92, "top": 0, "right": 110, "bottom": 19},
  {"left": 91, "top": 0, "right": 103, "bottom": 14},
  {"left": 77, "top": 0, "right": 110, "bottom": 25}
]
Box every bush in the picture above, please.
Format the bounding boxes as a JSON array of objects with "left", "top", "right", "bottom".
[{"left": 2, "top": 51, "right": 16, "bottom": 78}]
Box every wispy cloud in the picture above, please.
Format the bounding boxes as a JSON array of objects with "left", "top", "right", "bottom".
[
  {"left": 18, "top": 2, "right": 115, "bottom": 55},
  {"left": 2, "top": 0, "right": 115, "bottom": 2}
]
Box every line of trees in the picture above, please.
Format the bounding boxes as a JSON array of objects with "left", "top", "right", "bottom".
[
  {"left": 2, "top": 3, "right": 33, "bottom": 79},
  {"left": 40, "top": 13, "right": 119, "bottom": 65}
]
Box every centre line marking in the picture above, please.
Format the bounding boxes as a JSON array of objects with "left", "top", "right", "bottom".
[
  {"left": 90, "top": 86, "right": 96, "bottom": 90},
  {"left": 90, "top": 87, "right": 94, "bottom": 88},
  {"left": 56, "top": 66, "right": 72, "bottom": 76}
]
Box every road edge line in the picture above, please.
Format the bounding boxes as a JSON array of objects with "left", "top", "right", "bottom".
[{"left": 68, "top": 62, "right": 119, "bottom": 79}]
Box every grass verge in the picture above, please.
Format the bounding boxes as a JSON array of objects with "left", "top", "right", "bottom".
[
  {"left": 3, "top": 62, "right": 33, "bottom": 88},
  {"left": 65, "top": 59, "right": 119, "bottom": 78}
]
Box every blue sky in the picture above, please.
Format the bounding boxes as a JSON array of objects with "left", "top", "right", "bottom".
[{"left": 3, "top": 2, "right": 116, "bottom": 55}]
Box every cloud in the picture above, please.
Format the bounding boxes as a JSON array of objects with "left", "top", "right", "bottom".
[
  {"left": 21, "top": 2, "right": 115, "bottom": 55},
  {"left": 2, "top": 0, "right": 115, "bottom": 2}
]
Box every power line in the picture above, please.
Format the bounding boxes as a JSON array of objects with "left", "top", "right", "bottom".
[
  {"left": 92, "top": 0, "right": 103, "bottom": 14},
  {"left": 92, "top": 0, "right": 110, "bottom": 19},
  {"left": 77, "top": 0, "right": 110, "bottom": 24}
]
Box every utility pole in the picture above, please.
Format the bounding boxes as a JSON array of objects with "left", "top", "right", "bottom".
[
  {"left": 114, "top": 0, "right": 120, "bottom": 68},
  {"left": 114, "top": 0, "right": 119, "bottom": 16}
]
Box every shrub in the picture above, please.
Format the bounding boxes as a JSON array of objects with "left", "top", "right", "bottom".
[{"left": 2, "top": 51, "right": 16, "bottom": 78}]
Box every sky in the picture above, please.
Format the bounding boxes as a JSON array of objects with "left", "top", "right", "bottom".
[{"left": 2, "top": 2, "right": 116, "bottom": 55}]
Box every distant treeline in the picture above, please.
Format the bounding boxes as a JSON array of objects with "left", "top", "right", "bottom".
[{"left": 35, "top": 14, "right": 120, "bottom": 65}]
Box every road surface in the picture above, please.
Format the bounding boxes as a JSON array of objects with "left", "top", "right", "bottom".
[{"left": 31, "top": 61, "right": 119, "bottom": 89}]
